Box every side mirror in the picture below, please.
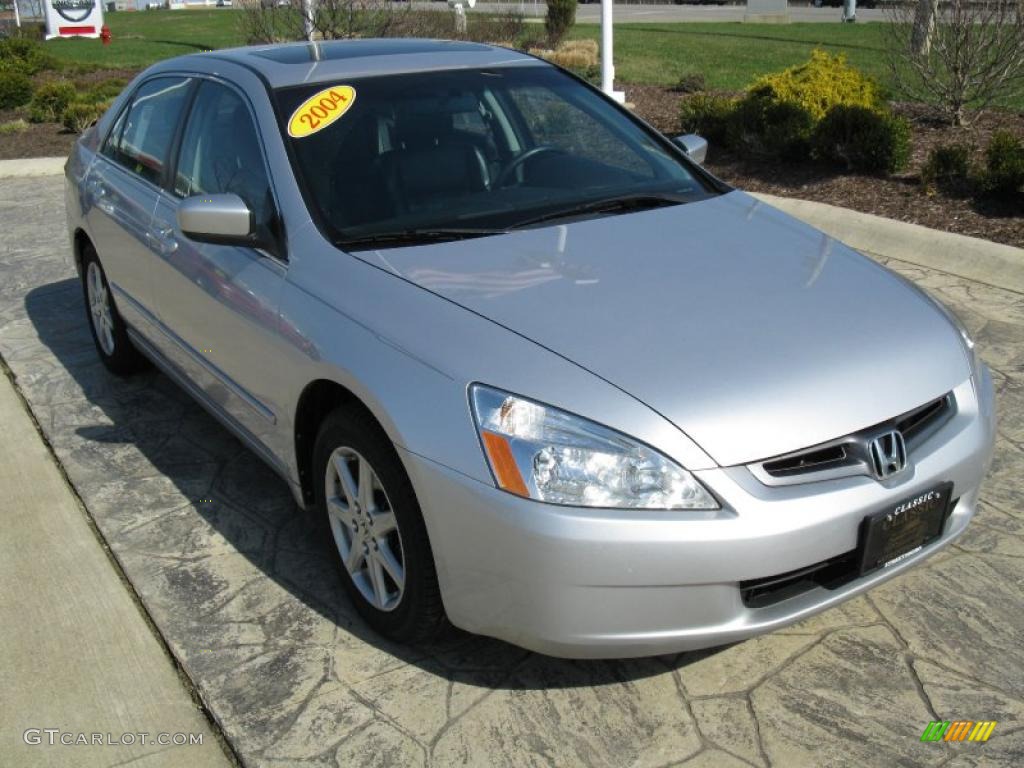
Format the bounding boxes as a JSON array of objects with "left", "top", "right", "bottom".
[
  {"left": 178, "top": 193, "right": 260, "bottom": 247},
  {"left": 672, "top": 134, "right": 708, "bottom": 166}
]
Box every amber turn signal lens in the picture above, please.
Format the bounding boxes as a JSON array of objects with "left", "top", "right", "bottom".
[{"left": 481, "top": 431, "right": 529, "bottom": 497}]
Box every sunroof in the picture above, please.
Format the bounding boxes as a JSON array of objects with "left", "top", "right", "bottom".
[{"left": 251, "top": 39, "right": 493, "bottom": 65}]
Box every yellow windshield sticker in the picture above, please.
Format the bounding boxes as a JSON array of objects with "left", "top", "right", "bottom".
[{"left": 287, "top": 86, "right": 357, "bottom": 138}]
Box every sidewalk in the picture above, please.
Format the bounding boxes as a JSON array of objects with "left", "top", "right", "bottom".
[
  {"left": 0, "top": 367, "right": 233, "bottom": 768},
  {"left": 752, "top": 192, "right": 1024, "bottom": 294}
]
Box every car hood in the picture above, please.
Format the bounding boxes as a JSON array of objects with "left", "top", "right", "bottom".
[{"left": 355, "top": 191, "right": 970, "bottom": 467}]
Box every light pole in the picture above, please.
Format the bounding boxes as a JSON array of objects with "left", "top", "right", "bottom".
[
  {"left": 600, "top": 0, "right": 625, "bottom": 103},
  {"left": 302, "top": 0, "right": 314, "bottom": 41}
]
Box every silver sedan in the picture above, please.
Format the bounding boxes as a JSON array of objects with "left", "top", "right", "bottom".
[{"left": 64, "top": 39, "right": 995, "bottom": 658}]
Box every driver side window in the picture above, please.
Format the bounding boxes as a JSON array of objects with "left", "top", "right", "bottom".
[
  {"left": 506, "top": 86, "right": 653, "bottom": 178},
  {"left": 174, "top": 81, "right": 274, "bottom": 228}
]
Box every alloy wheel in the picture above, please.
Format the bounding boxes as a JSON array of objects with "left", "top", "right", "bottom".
[
  {"left": 324, "top": 446, "right": 406, "bottom": 612},
  {"left": 86, "top": 261, "right": 115, "bottom": 356}
]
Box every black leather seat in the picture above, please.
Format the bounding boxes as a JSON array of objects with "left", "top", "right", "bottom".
[
  {"left": 381, "top": 112, "right": 491, "bottom": 215},
  {"left": 327, "top": 113, "right": 396, "bottom": 229}
]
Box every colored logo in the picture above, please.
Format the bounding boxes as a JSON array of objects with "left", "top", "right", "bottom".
[{"left": 920, "top": 721, "right": 997, "bottom": 742}]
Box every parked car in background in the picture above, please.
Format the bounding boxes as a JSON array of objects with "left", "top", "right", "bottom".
[{"left": 64, "top": 40, "right": 994, "bottom": 658}]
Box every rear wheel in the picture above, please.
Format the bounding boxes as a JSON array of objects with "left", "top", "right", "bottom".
[
  {"left": 81, "top": 244, "right": 147, "bottom": 375},
  {"left": 312, "top": 406, "right": 447, "bottom": 642}
]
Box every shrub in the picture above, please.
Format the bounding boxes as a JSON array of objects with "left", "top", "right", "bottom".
[
  {"left": 28, "top": 81, "right": 77, "bottom": 123},
  {"left": 545, "top": 0, "right": 577, "bottom": 47},
  {"left": 813, "top": 104, "right": 911, "bottom": 174},
  {"left": 921, "top": 143, "right": 973, "bottom": 194},
  {"left": 0, "top": 36, "right": 57, "bottom": 76},
  {"left": 62, "top": 100, "right": 111, "bottom": 134},
  {"left": 678, "top": 92, "right": 736, "bottom": 145},
  {"left": 84, "top": 78, "right": 128, "bottom": 104},
  {"left": 558, "top": 38, "right": 598, "bottom": 59},
  {"left": 530, "top": 40, "right": 599, "bottom": 82},
  {"left": 757, "top": 100, "right": 816, "bottom": 161},
  {"left": 542, "top": 49, "right": 593, "bottom": 72},
  {"left": 671, "top": 73, "right": 707, "bottom": 95},
  {"left": 982, "top": 131, "right": 1024, "bottom": 197},
  {"left": 748, "top": 49, "right": 880, "bottom": 122},
  {"left": 0, "top": 119, "right": 29, "bottom": 135},
  {"left": 715, "top": 51, "right": 882, "bottom": 163},
  {"left": 0, "top": 70, "right": 33, "bottom": 109},
  {"left": 725, "top": 93, "right": 815, "bottom": 161}
]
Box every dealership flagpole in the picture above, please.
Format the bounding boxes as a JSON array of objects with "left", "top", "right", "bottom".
[{"left": 600, "top": 0, "right": 625, "bottom": 103}]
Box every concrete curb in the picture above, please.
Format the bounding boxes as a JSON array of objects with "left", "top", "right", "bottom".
[
  {"left": 2, "top": 156, "right": 1020, "bottom": 293},
  {"left": 753, "top": 192, "right": 1024, "bottom": 295},
  {"left": 0, "top": 156, "right": 66, "bottom": 179}
]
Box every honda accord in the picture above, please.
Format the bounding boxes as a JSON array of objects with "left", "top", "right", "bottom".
[{"left": 64, "top": 39, "right": 995, "bottom": 658}]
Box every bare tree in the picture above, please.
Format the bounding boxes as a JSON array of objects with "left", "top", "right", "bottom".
[
  {"left": 239, "top": 1, "right": 529, "bottom": 47},
  {"left": 238, "top": 0, "right": 413, "bottom": 45},
  {"left": 237, "top": 1, "right": 304, "bottom": 44},
  {"left": 910, "top": 0, "right": 938, "bottom": 55},
  {"left": 886, "top": 0, "right": 1024, "bottom": 126}
]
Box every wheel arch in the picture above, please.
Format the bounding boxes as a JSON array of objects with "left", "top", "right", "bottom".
[
  {"left": 72, "top": 228, "right": 93, "bottom": 277},
  {"left": 293, "top": 378, "right": 393, "bottom": 507}
]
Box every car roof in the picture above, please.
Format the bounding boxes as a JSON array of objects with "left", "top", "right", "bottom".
[{"left": 156, "top": 38, "right": 547, "bottom": 89}]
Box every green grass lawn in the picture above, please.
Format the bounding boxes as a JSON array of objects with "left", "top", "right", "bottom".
[
  {"left": 45, "top": 9, "right": 243, "bottom": 70},
  {"left": 571, "top": 22, "right": 892, "bottom": 92}
]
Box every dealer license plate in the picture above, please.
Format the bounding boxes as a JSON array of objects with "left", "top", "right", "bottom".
[{"left": 859, "top": 482, "right": 954, "bottom": 574}]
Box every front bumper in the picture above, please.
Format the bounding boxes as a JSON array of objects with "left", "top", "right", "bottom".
[{"left": 403, "top": 369, "right": 995, "bottom": 659}]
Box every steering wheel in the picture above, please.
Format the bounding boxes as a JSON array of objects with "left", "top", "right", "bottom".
[{"left": 495, "top": 146, "right": 564, "bottom": 188}]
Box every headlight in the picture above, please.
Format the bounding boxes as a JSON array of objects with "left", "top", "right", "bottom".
[{"left": 469, "top": 385, "right": 718, "bottom": 510}]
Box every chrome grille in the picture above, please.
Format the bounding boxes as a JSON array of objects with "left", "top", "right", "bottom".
[{"left": 749, "top": 394, "right": 954, "bottom": 486}]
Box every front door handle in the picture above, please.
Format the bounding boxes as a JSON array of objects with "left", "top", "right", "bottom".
[
  {"left": 147, "top": 225, "right": 178, "bottom": 255},
  {"left": 89, "top": 180, "right": 115, "bottom": 216}
]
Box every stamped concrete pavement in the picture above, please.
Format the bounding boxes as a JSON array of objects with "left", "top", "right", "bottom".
[{"left": 1, "top": 173, "right": 1022, "bottom": 767}]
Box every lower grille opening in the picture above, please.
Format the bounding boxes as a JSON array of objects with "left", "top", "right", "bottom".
[
  {"left": 740, "top": 550, "right": 859, "bottom": 609},
  {"left": 740, "top": 496, "right": 959, "bottom": 609}
]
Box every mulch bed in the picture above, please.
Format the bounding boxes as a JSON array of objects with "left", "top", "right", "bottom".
[
  {"left": 627, "top": 83, "right": 1024, "bottom": 249},
  {"left": 0, "top": 113, "right": 78, "bottom": 161},
  {"left": 2, "top": 75, "right": 1021, "bottom": 247}
]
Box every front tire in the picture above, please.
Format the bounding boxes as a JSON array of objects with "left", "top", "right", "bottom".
[
  {"left": 312, "top": 406, "right": 447, "bottom": 643},
  {"left": 81, "top": 244, "right": 147, "bottom": 376}
]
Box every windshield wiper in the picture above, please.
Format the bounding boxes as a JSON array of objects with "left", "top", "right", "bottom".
[
  {"left": 510, "top": 192, "right": 691, "bottom": 229},
  {"left": 338, "top": 227, "right": 508, "bottom": 250}
]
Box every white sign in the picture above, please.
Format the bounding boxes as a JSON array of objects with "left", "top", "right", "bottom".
[
  {"left": 44, "top": 0, "right": 104, "bottom": 40},
  {"left": 744, "top": 0, "right": 790, "bottom": 23}
]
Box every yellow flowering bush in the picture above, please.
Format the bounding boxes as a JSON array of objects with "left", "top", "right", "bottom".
[{"left": 747, "top": 50, "right": 881, "bottom": 122}]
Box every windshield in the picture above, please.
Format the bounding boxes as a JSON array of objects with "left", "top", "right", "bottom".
[{"left": 276, "top": 66, "right": 718, "bottom": 248}]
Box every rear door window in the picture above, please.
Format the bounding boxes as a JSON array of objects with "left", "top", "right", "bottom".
[{"left": 103, "top": 77, "right": 192, "bottom": 187}]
